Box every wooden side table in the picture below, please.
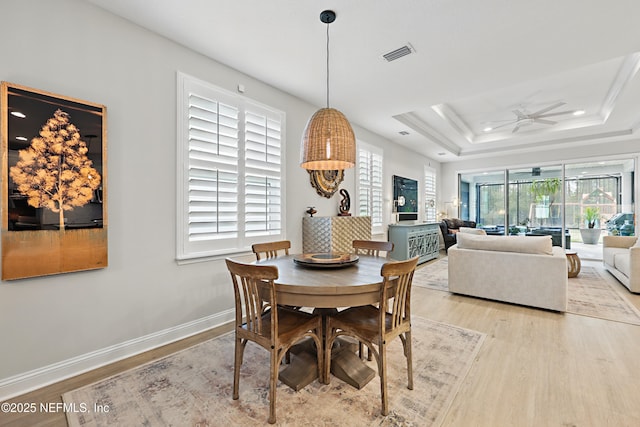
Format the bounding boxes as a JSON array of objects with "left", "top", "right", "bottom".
[{"left": 566, "top": 250, "right": 581, "bottom": 278}]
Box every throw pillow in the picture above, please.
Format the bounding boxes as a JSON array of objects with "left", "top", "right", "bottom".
[{"left": 459, "top": 227, "right": 486, "bottom": 235}]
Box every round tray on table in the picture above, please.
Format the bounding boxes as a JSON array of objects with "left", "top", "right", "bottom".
[{"left": 293, "top": 253, "right": 359, "bottom": 269}]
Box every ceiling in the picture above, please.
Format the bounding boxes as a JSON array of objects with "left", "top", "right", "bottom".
[{"left": 85, "top": 0, "right": 640, "bottom": 162}]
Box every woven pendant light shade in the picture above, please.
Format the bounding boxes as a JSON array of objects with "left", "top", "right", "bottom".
[{"left": 300, "top": 107, "right": 356, "bottom": 170}]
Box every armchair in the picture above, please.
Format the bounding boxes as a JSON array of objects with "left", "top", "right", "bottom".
[{"left": 439, "top": 218, "right": 477, "bottom": 251}]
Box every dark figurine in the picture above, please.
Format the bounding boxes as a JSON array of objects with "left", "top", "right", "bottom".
[{"left": 338, "top": 189, "right": 351, "bottom": 216}]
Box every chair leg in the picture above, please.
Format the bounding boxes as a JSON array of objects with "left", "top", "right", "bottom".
[
  {"left": 314, "top": 328, "right": 324, "bottom": 384},
  {"left": 379, "top": 342, "right": 388, "bottom": 416},
  {"left": 358, "top": 341, "right": 373, "bottom": 361},
  {"left": 233, "top": 336, "right": 244, "bottom": 400},
  {"left": 323, "top": 329, "right": 334, "bottom": 385},
  {"left": 406, "top": 331, "right": 413, "bottom": 390},
  {"left": 268, "top": 348, "right": 277, "bottom": 424}
]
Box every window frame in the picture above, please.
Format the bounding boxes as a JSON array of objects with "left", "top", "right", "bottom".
[{"left": 176, "top": 72, "right": 286, "bottom": 261}]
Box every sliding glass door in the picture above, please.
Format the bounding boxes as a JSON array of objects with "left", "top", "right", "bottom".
[
  {"left": 507, "top": 166, "right": 562, "bottom": 234},
  {"left": 457, "top": 156, "right": 635, "bottom": 260},
  {"left": 564, "top": 159, "right": 635, "bottom": 245},
  {"left": 459, "top": 170, "right": 505, "bottom": 234}
]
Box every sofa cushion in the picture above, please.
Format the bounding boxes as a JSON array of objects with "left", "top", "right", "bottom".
[
  {"left": 455, "top": 233, "right": 553, "bottom": 255},
  {"left": 614, "top": 252, "right": 631, "bottom": 278},
  {"left": 459, "top": 227, "right": 487, "bottom": 235},
  {"left": 603, "top": 247, "right": 627, "bottom": 267}
]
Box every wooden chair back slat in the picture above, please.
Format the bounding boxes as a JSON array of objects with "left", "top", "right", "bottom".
[
  {"left": 380, "top": 257, "right": 418, "bottom": 334},
  {"left": 352, "top": 240, "right": 394, "bottom": 257},
  {"left": 226, "top": 259, "right": 278, "bottom": 338},
  {"left": 252, "top": 240, "right": 291, "bottom": 261}
]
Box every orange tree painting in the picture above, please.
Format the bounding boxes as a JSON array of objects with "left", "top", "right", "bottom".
[
  {"left": 2, "top": 81, "right": 107, "bottom": 280},
  {"left": 9, "top": 109, "right": 101, "bottom": 231}
]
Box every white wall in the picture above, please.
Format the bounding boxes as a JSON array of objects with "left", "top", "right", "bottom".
[{"left": 0, "top": 0, "right": 437, "bottom": 398}]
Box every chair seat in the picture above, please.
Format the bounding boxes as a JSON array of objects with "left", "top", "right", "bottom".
[
  {"left": 241, "top": 308, "right": 320, "bottom": 345},
  {"left": 330, "top": 305, "right": 407, "bottom": 342}
]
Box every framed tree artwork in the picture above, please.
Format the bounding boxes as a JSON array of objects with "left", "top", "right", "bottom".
[{"left": 1, "top": 82, "right": 107, "bottom": 280}]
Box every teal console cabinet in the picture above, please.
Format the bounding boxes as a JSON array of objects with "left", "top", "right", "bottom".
[{"left": 388, "top": 223, "right": 440, "bottom": 264}]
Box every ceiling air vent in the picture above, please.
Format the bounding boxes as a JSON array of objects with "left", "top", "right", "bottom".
[{"left": 382, "top": 43, "right": 415, "bottom": 62}]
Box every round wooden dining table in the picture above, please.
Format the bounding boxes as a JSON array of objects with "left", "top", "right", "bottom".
[
  {"left": 255, "top": 253, "right": 390, "bottom": 390},
  {"left": 255, "top": 253, "right": 388, "bottom": 308}
]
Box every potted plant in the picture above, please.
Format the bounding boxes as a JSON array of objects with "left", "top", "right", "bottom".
[{"left": 579, "top": 206, "right": 601, "bottom": 244}]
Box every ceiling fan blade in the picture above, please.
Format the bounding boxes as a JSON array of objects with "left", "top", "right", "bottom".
[
  {"left": 530, "top": 101, "right": 566, "bottom": 116},
  {"left": 536, "top": 110, "right": 579, "bottom": 118},
  {"left": 534, "top": 118, "right": 557, "bottom": 125},
  {"left": 491, "top": 121, "right": 518, "bottom": 130},
  {"left": 512, "top": 123, "right": 522, "bottom": 133},
  {"left": 481, "top": 118, "right": 517, "bottom": 124}
]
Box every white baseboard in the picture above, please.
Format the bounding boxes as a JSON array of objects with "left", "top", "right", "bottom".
[{"left": 0, "top": 309, "right": 235, "bottom": 401}]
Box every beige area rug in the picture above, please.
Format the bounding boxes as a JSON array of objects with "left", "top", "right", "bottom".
[
  {"left": 413, "top": 258, "right": 449, "bottom": 292},
  {"left": 413, "top": 258, "right": 640, "bottom": 325},
  {"left": 567, "top": 266, "right": 640, "bottom": 325},
  {"left": 63, "top": 316, "right": 485, "bottom": 427}
]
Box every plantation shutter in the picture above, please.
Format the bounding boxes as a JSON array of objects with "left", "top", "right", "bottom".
[
  {"left": 370, "top": 151, "right": 383, "bottom": 228},
  {"left": 424, "top": 167, "right": 437, "bottom": 222},
  {"left": 244, "top": 108, "right": 282, "bottom": 237},
  {"left": 188, "top": 94, "right": 239, "bottom": 241},
  {"left": 177, "top": 73, "right": 285, "bottom": 260},
  {"left": 358, "top": 149, "right": 371, "bottom": 217},
  {"left": 358, "top": 143, "right": 384, "bottom": 232}
]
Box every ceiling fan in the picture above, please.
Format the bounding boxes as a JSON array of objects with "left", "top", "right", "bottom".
[{"left": 489, "top": 101, "right": 579, "bottom": 133}]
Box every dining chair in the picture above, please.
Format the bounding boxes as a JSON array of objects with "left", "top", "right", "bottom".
[
  {"left": 352, "top": 239, "right": 395, "bottom": 360},
  {"left": 323, "top": 256, "right": 419, "bottom": 416},
  {"left": 225, "top": 258, "right": 323, "bottom": 424},
  {"left": 352, "top": 239, "right": 394, "bottom": 258},
  {"left": 252, "top": 240, "right": 291, "bottom": 261},
  {"left": 252, "top": 240, "right": 300, "bottom": 319}
]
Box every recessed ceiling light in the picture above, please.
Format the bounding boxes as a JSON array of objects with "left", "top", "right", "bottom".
[
  {"left": 483, "top": 126, "right": 493, "bottom": 132},
  {"left": 437, "top": 152, "right": 446, "bottom": 156},
  {"left": 573, "top": 110, "right": 585, "bottom": 116},
  {"left": 16, "top": 136, "right": 28, "bottom": 141},
  {"left": 11, "top": 111, "right": 26, "bottom": 118}
]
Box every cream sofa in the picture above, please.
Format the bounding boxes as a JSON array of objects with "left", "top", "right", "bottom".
[
  {"left": 448, "top": 233, "right": 568, "bottom": 311},
  {"left": 602, "top": 235, "right": 640, "bottom": 293}
]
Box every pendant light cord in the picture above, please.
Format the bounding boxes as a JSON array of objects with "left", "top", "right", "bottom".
[{"left": 326, "top": 22, "right": 330, "bottom": 108}]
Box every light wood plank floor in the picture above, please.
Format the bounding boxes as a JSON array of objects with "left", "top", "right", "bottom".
[{"left": 2, "top": 260, "right": 639, "bottom": 426}]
